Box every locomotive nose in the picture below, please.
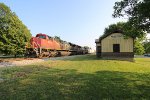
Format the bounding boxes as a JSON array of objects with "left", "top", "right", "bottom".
[
  {"left": 30, "top": 37, "right": 37, "bottom": 48},
  {"left": 30, "top": 37, "right": 34, "bottom": 45},
  {"left": 30, "top": 37, "right": 41, "bottom": 48}
]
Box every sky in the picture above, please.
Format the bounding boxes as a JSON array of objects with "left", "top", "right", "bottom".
[{"left": 0, "top": 0, "right": 128, "bottom": 50}]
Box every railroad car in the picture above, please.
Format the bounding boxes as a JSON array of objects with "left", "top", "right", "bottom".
[{"left": 25, "top": 33, "right": 87, "bottom": 58}]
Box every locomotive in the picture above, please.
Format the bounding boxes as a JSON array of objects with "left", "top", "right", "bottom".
[{"left": 25, "top": 33, "right": 88, "bottom": 58}]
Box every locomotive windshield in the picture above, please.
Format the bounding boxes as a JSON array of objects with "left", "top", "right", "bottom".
[{"left": 37, "top": 35, "right": 46, "bottom": 39}]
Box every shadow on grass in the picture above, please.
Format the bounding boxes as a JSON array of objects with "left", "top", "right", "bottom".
[{"left": 0, "top": 66, "right": 150, "bottom": 100}]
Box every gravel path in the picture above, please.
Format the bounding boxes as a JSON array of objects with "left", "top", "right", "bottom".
[
  {"left": 0, "top": 55, "right": 84, "bottom": 68},
  {"left": 0, "top": 59, "right": 44, "bottom": 68}
]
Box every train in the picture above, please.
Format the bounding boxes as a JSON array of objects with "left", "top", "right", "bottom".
[{"left": 25, "top": 33, "right": 89, "bottom": 58}]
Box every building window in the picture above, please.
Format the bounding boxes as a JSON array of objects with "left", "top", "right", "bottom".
[{"left": 113, "top": 44, "right": 120, "bottom": 53}]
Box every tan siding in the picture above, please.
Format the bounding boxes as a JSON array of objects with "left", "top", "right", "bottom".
[{"left": 101, "top": 33, "right": 133, "bottom": 52}]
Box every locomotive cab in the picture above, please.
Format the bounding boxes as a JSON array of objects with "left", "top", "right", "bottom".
[{"left": 36, "top": 34, "right": 49, "bottom": 40}]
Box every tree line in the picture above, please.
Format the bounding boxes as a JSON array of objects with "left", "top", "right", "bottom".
[{"left": 0, "top": 3, "right": 31, "bottom": 57}]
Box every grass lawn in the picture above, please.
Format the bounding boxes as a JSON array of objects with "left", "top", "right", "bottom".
[{"left": 0, "top": 55, "right": 150, "bottom": 100}]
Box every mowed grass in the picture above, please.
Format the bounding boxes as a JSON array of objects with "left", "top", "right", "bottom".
[{"left": 0, "top": 55, "right": 150, "bottom": 100}]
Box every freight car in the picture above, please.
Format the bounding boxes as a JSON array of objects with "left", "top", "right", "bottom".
[{"left": 25, "top": 33, "right": 87, "bottom": 58}]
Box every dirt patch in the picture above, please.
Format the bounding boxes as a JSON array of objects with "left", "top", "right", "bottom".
[
  {"left": 12, "top": 59, "right": 44, "bottom": 66},
  {"left": 13, "top": 72, "right": 27, "bottom": 78},
  {"left": 0, "top": 58, "right": 44, "bottom": 67},
  {"left": 0, "top": 58, "right": 38, "bottom": 62}
]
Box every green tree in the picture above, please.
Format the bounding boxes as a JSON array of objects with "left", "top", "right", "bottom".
[
  {"left": 144, "top": 42, "right": 150, "bottom": 53},
  {"left": 113, "top": 0, "right": 150, "bottom": 32},
  {"left": 143, "top": 38, "right": 150, "bottom": 53},
  {"left": 103, "top": 22, "right": 146, "bottom": 39},
  {"left": 0, "top": 3, "right": 31, "bottom": 57},
  {"left": 134, "top": 39, "right": 145, "bottom": 55}
]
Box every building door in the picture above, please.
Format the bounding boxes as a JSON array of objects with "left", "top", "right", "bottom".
[{"left": 113, "top": 44, "right": 120, "bottom": 53}]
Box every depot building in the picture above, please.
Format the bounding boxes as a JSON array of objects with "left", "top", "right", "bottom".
[{"left": 95, "top": 31, "right": 134, "bottom": 58}]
